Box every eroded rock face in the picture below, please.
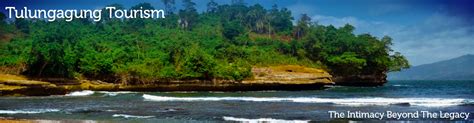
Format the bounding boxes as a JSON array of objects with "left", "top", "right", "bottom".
[
  {"left": 245, "top": 65, "right": 333, "bottom": 85},
  {"left": 0, "top": 76, "right": 68, "bottom": 96},
  {"left": 0, "top": 66, "right": 335, "bottom": 96},
  {"left": 123, "top": 65, "right": 334, "bottom": 91}
]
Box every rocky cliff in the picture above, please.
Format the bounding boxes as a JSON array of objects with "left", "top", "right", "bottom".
[{"left": 0, "top": 65, "right": 333, "bottom": 96}]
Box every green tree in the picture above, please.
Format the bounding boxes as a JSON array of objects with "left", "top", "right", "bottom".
[
  {"left": 128, "top": 3, "right": 155, "bottom": 30},
  {"left": 222, "top": 21, "right": 244, "bottom": 40},
  {"left": 180, "top": 44, "right": 216, "bottom": 79},
  {"left": 269, "top": 5, "right": 293, "bottom": 34},
  {"left": 246, "top": 4, "right": 267, "bottom": 33},
  {"left": 293, "top": 14, "right": 311, "bottom": 39},
  {"left": 14, "top": 18, "right": 30, "bottom": 34},
  {"left": 0, "top": 38, "right": 32, "bottom": 74},
  {"left": 0, "top": 2, "right": 410, "bottom": 84},
  {"left": 0, "top": 12, "right": 5, "bottom": 23},
  {"left": 328, "top": 52, "right": 367, "bottom": 75},
  {"left": 179, "top": 0, "right": 198, "bottom": 30},
  {"left": 0, "top": 12, "right": 8, "bottom": 34},
  {"left": 389, "top": 52, "right": 410, "bottom": 71},
  {"left": 26, "top": 21, "right": 89, "bottom": 77}
]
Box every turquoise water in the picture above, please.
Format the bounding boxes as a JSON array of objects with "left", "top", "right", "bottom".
[{"left": 0, "top": 80, "right": 473, "bottom": 122}]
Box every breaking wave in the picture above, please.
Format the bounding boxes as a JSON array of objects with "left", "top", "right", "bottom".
[
  {"left": 65, "top": 91, "right": 138, "bottom": 96},
  {"left": 0, "top": 109, "right": 60, "bottom": 114},
  {"left": 65, "top": 90, "right": 95, "bottom": 96},
  {"left": 96, "top": 91, "right": 137, "bottom": 96},
  {"left": 143, "top": 94, "right": 472, "bottom": 107},
  {"left": 223, "top": 116, "right": 310, "bottom": 123},
  {"left": 112, "top": 114, "right": 155, "bottom": 119}
]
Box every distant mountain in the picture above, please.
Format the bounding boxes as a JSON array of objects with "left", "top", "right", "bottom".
[{"left": 388, "top": 54, "right": 474, "bottom": 80}]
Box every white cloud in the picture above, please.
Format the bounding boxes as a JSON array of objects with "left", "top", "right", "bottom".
[
  {"left": 368, "top": 4, "right": 408, "bottom": 16},
  {"left": 392, "top": 13, "right": 474, "bottom": 65}
]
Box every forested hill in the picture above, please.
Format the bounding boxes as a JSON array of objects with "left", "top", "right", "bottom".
[
  {"left": 0, "top": 0, "right": 409, "bottom": 85},
  {"left": 389, "top": 54, "right": 474, "bottom": 80}
]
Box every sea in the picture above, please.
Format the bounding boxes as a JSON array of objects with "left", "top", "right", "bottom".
[{"left": 0, "top": 80, "right": 473, "bottom": 122}]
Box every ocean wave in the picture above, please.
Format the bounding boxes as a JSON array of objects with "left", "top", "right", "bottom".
[
  {"left": 0, "top": 109, "right": 60, "bottom": 114},
  {"left": 155, "top": 108, "right": 177, "bottom": 113},
  {"left": 392, "top": 84, "right": 409, "bottom": 87},
  {"left": 143, "top": 94, "right": 472, "bottom": 107},
  {"left": 112, "top": 114, "right": 155, "bottom": 119},
  {"left": 65, "top": 90, "right": 95, "bottom": 96},
  {"left": 96, "top": 91, "right": 137, "bottom": 96},
  {"left": 65, "top": 91, "right": 137, "bottom": 96},
  {"left": 223, "top": 116, "right": 310, "bottom": 123},
  {"left": 66, "top": 108, "right": 106, "bottom": 113}
]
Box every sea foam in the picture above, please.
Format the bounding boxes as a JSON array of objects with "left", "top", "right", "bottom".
[
  {"left": 223, "top": 116, "right": 310, "bottom": 123},
  {"left": 112, "top": 114, "right": 155, "bottom": 119},
  {"left": 143, "top": 94, "right": 472, "bottom": 107},
  {"left": 0, "top": 109, "right": 60, "bottom": 114},
  {"left": 96, "top": 91, "right": 137, "bottom": 96},
  {"left": 65, "top": 90, "right": 95, "bottom": 96}
]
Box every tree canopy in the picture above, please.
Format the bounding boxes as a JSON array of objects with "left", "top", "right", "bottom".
[{"left": 0, "top": 1, "right": 409, "bottom": 84}]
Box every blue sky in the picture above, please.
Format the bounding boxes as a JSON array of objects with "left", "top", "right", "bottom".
[{"left": 1, "top": 0, "right": 473, "bottom": 65}]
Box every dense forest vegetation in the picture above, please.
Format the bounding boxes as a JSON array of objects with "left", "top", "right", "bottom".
[{"left": 0, "top": 0, "right": 409, "bottom": 84}]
